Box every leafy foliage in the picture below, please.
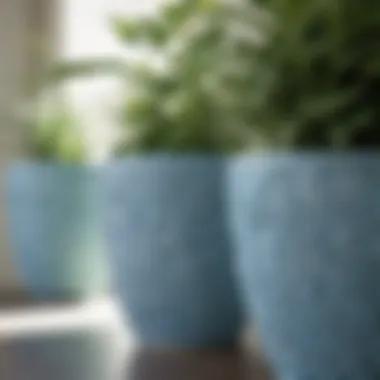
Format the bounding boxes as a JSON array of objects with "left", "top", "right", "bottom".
[
  {"left": 22, "top": 54, "right": 122, "bottom": 161},
  {"left": 245, "top": 0, "right": 380, "bottom": 148},
  {"left": 23, "top": 94, "right": 86, "bottom": 162},
  {"left": 53, "top": 0, "right": 260, "bottom": 154},
  {"left": 50, "top": 58, "right": 124, "bottom": 85},
  {"left": 109, "top": 0, "right": 263, "bottom": 153}
]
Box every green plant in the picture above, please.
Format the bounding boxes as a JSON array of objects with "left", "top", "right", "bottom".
[
  {"left": 244, "top": 0, "right": 380, "bottom": 148},
  {"left": 21, "top": 51, "right": 121, "bottom": 162},
  {"left": 22, "top": 93, "right": 86, "bottom": 163},
  {"left": 52, "top": 0, "right": 260, "bottom": 154},
  {"left": 112, "top": 0, "right": 256, "bottom": 153}
]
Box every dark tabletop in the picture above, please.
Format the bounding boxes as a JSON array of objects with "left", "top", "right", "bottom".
[
  {"left": 0, "top": 332, "right": 273, "bottom": 380},
  {"left": 0, "top": 295, "right": 273, "bottom": 380}
]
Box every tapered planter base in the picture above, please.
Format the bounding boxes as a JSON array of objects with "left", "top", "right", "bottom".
[
  {"left": 104, "top": 155, "right": 241, "bottom": 348},
  {"left": 228, "top": 152, "right": 380, "bottom": 380}
]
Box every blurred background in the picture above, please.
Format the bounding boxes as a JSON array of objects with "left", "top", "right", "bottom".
[
  {"left": 0, "top": 2, "right": 261, "bottom": 379},
  {"left": 4, "top": 1, "right": 375, "bottom": 379},
  {"left": 0, "top": 0, "right": 157, "bottom": 295}
]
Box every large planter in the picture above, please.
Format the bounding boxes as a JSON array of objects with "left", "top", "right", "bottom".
[
  {"left": 227, "top": 152, "right": 380, "bottom": 380},
  {"left": 5, "top": 162, "right": 108, "bottom": 300},
  {"left": 103, "top": 155, "right": 241, "bottom": 348}
]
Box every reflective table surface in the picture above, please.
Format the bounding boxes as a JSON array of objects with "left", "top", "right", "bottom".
[{"left": 0, "top": 297, "right": 272, "bottom": 380}]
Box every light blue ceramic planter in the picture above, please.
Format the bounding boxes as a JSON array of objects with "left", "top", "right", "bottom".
[
  {"left": 5, "top": 162, "right": 108, "bottom": 300},
  {"left": 103, "top": 154, "right": 241, "bottom": 348},
  {"left": 227, "top": 152, "right": 380, "bottom": 380}
]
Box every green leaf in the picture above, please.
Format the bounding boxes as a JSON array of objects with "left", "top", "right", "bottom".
[
  {"left": 49, "top": 58, "right": 125, "bottom": 84},
  {"left": 24, "top": 96, "right": 87, "bottom": 162},
  {"left": 111, "top": 17, "right": 142, "bottom": 42},
  {"left": 111, "top": 16, "right": 168, "bottom": 46}
]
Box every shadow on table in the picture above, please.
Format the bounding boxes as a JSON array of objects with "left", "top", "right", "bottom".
[
  {"left": 128, "top": 347, "right": 272, "bottom": 380},
  {"left": 4, "top": 330, "right": 272, "bottom": 380}
]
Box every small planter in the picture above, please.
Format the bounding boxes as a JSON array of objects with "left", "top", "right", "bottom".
[
  {"left": 103, "top": 154, "right": 241, "bottom": 348},
  {"left": 227, "top": 152, "right": 380, "bottom": 380},
  {"left": 5, "top": 162, "right": 108, "bottom": 301}
]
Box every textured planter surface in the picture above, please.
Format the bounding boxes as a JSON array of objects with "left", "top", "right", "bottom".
[
  {"left": 5, "top": 162, "right": 108, "bottom": 300},
  {"left": 227, "top": 152, "right": 380, "bottom": 380},
  {"left": 103, "top": 155, "right": 241, "bottom": 348}
]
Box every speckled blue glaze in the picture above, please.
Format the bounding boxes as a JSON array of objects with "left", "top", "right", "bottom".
[
  {"left": 227, "top": 152, "right": 380, "bottom": 380},
  {"left": 103, "top": 155, "right": 241, "bottom": 347},
  {"left": 5, "top": 162, "right": 108, "bottom": 300}
]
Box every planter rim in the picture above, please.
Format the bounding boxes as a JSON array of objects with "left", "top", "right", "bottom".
[
  {"left": 229, "top": 149, "right": 380, "bottom": 161},
  {"left": 106, "top": 152, "right": 225, "bottom": 163},
  {"left": 8, "top": 160, "right": 99, "bottom": 169}
]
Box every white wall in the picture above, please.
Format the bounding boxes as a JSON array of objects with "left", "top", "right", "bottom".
[{"left": 61, "top": 0, "right": 160, "bottom": 161}]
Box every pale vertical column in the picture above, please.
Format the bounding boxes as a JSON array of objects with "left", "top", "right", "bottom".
[
  {"left": 0, "top": 0, "right": 59, "bottom": 294},
  {"left": 0, "top": 0, "right": 28, "bottom": 293}
]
